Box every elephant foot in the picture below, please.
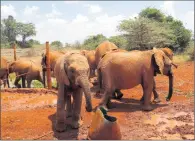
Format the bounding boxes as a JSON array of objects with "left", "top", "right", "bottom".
[
  {"left": 71, "top": 119, "right": 83, "bottom": 129},
  {"left": 66, "top": 112, "right": 72, "bottom": 118},
  {"left": 55, "top": 121, "right": 67, "bottom": 132},
  {"left": 153, "top": 97, "right": 161, "bottom": 103},
  {"left": 115, "top": 93, "right": 123, "bottom": 100},
  {"left": 142, "top": 105, "right": 153, "bottom": 111}
]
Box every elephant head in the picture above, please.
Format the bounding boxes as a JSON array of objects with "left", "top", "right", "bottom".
[
  {"left": 153, "top": 48, "right": 175, "bottom": 101},
  {"left": 55, "top": 53, "right": 92, "bottom": 112}
]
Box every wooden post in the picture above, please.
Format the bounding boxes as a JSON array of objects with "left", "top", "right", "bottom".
[
  {"left": 13, "top": 43, "right": 17, "bottom": 61},
  {"left": 46, "top": 42, "right": 52, "bottom": 89}
]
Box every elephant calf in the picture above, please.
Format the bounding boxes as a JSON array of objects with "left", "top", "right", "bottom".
[
  {"left": 54, "top": 52, "right": 92, "bottom": 132},
  {"left": 97, "top": 48, "right": 176, "bottom": 111},
  {"left": 0, "top": 57, "right": 10, "bottom": 88},
  {"left": 9, "top": 59, "right": 43, "bottom": 88}
]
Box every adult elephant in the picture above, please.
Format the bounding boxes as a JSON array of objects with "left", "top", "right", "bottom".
[
  {"left": 0, "top": 57, "right": 10, "bottom": 88},
  {"left": 81, "top": 50, "right": 96, "bottom": 78},
  {"left": 95, "top": 41, "right": 118, "bottom": 67},
  {"left": 97, "top": 48, "right": 176, "bottom": 111},
  {"left": 9, "top": 59, "right": 43, "bottom": 88},
  {"left": 41, "top": 51, "right": 67, "bottom": 87},
  {"left": 108, "top": 47, "right": 177, "bottom": 102},
  {"left": 54, "top": 52, "right": 92, "bottom": 132}
]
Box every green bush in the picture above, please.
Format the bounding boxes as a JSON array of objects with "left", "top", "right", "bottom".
[{"left": 185, "top": 40, "right": 194, "bottom": 60}]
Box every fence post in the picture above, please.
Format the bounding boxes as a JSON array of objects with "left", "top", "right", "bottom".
[
  {"left": 13, "top": 43, "right": 17, "bottom": 61},
  {"left": 46, "top": 42, "right": 52, "bottom": 89}
]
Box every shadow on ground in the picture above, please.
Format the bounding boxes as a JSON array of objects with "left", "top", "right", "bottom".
[{"left": 48, "top": 113, "right": 79, "bottom": 140}]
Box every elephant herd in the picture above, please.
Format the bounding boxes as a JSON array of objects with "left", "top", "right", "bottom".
[{"left": 0, "top": 41, "right": 178, "bottom": 132}]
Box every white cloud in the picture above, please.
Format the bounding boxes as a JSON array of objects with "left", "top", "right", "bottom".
[
  {"left": 1, "top": 4, "right": 17, "bottom": 19},
  {"left": 46, "top": 4, "right": 62, "bottom": 18},
  {"left": 48, "top": 18, "right": 67, "bottom": 24},
  {"left": 84, "top": 4, "right": 102, "bottom": 14},
  {"left": 23, "top": 6, "right": 39, "bottom": 16},
  {"left": 72, "top": 14, "right": 89, "bottom": 23},
  {"left": 33, "top": 13, "right": 126, "bottom": 44},
  {"left": 64, "top": 1, "right": 79, "bottom": 4},
  {"left": 160, "top": 1, "right": 176, "bottom": 18},
  {"left": 129, "top": 13, "right": 138, "bottom": 19}
]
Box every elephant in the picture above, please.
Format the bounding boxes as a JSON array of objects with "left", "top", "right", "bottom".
[
  {"left": 81, "top": 50, "right": 96, "bottom": 78},
  {"left": 41, "top": 51, "right": 66, "bottom": 87},
  {"left": 9, "top": 59, "right": 43, "bottom": 88},
  {"left": 95, "top": 41, "right": 118, "bottom": 67},
  {"left": 97, "top": 48, "right": 176, "bottom": 111},
  {"left": 0, "top": 57, "right": 10, "bottom": 88},
  {"left": 108, "top": 47, "right": 178, "bottom": 103},
  {"left": 54, "top": 52, "right": 93, "bottom": 132}
]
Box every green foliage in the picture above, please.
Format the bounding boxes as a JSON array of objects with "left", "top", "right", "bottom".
[
  {"left": 1, "top": 15, "right": 36, "bottom": 48},
  {"left": 118, "top": 17, "right": 174, "bottom": 51},
  {"left": 168, "top": 20, "right": 192, "bottom": 52},
  {"left": 51, "top": 41, "right": 63, "bottom": 50},
  {"left": 17, "top": 22, "right": 36, "bottom": 48},
  {"left": 83, "top": 34, "right": 107, "bottom": 50},
  {"left": 139, "top": 7, "right": 165, "bottom": 22},
  {"left": 32, "top": 80, "right": 44, "bottom": 88},
  {"left": 184, "top": 40, "right": 194, "bottom": 60},
  {"left": 1, "top": 15, "right": 18, "bottom": 44},
  {"left": 139, "top": 8, "right": 192, "bottom": 51},
  {"left": 108, "top": 35, "right": 127, "bottom": 48}
]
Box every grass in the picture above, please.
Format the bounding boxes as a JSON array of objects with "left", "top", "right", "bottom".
[{"left": 173, "top": 54, "right": 191, "bottom": 63}]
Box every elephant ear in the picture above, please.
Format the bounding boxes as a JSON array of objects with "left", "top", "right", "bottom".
[
  {"left": 54, "top": 55, "right": 70, "bottom": 86},
  {"left": 153, "top": 48, "right": 165, "bottom": 75}
]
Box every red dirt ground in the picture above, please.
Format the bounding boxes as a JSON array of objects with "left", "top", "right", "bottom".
[{"left": 1, "top": 61, "right": 194, "bottom": 140}]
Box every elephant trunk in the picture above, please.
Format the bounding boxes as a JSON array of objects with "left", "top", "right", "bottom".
[
  {"left": 77, "top": 76, "right": 92, "bottom": 112},
  {"left": 166, "top": 71, "right": 173, "bottom": 101}
]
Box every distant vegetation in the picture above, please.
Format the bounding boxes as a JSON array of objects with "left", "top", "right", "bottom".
[{"left": 1, "top": 7, "right": 193, "bottom": 58}]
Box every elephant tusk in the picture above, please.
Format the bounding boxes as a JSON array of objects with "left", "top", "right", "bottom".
[{"left": 171, "top": 63, "right": 178, "bottom": 68}]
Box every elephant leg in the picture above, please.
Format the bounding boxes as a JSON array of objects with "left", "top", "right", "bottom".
[
  {"left": 152, "top": 79, "right": 161, "bottom": 103},
  {"left": 114, "top": 89, "right": 123, "bottom": 100},
  {"left": 7, "top": 74, "right": 10, "bottom": 88},
  {"left": 141, "top": 80, "right": 153, "bottom": 111},
  {"left": 22, "top": 76, "right": 26, "bottom": 88},
  {"left": 66, "top": 94, "right": 72, "bottom": 118},
  {"left": 71, "top": 88, "right": 83, "bottom": 129},
  {"left": 56, "top": 83, "right": 67, "bottom": 132},
  {"left": 27, "top": 79, "right": 32, "bottom": 88},
  {"left": 99, "top": 89, "right": 113, "bottom": 110},
  {"left": 14, "top": 76, "right": 21, "bottom": 88}
]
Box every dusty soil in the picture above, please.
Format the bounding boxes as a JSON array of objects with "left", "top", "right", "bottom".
[{"left": 1, "top": 61, "right": 194, "bottom": 140}]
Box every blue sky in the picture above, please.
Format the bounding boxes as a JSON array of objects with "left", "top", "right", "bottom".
[{"left": 1, "top": 1, "right": 194, "bottom": 44}]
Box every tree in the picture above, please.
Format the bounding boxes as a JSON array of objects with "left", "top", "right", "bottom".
[
  {"left": 168, "top": 20, "right": 192, "bottom": 52},
  {"left": 139, "top": 8, "right": 192, "bottom": 51},
  {"left": 118, "top": 17, "right": 174, "bottom": 51},
  {"left": 108, "top": 35, "right": 127, "bottom": 48},
  {"left": 83, "top": 34, "right": 107, "bottom": 50},
  {"left": 51, "top": 41, "right": 63, "bottom": 50},
  {"left": 139, "top": 7, "right": 165, "bottom": 22},
  {"left": 2, "top": 15, "right": 18, "bottom": 44},
  {"left": 17, "top": 22, "right": 36, "bottom": 48}
]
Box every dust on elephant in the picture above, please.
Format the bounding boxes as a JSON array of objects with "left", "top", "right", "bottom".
[
  {"left": 95, "top": 41, "right": 118, "bottom": 67},
  {"left": 54, "top": 52, "right": 92, "bottom": 132},
  {"left": 41, "top": 51, "right": 67, "bottom": 87},
  {"left": 97, "top": 48, "right": 176, "bottom": 111},
  {"left": 81, "top": 50, "right": 96, "bottom": 78},
  {"left": 9, "top": 59, "right": 43, "bottom": 88},
  {"left": 0, "top": 57, "right": 10, "bottom": 88},
  {"left": 109, "top": 47, "right": 177, "bottom": 102}
]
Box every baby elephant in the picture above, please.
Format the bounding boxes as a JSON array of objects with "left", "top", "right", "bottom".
[
  {"left": 9, "top": 59, "right": 43, "bottom": 88},
  {"left": 54, "top": 52, "right": 93, "bottom": 132}
]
